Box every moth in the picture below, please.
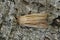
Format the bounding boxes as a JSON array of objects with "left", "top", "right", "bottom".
[{"left": 16, "top": 11, "right": 48, "bottom": 28}]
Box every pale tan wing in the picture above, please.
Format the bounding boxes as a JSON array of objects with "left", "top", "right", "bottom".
[{"left": 17, "top": 12, "right": 48, "bottom": 28}]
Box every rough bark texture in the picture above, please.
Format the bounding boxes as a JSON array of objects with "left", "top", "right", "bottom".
[{"left": 0, "top": 0, "right": 60, "bottom": 40}]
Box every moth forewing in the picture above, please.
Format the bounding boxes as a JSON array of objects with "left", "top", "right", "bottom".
[{"left": 17, "top": 12, "right": 48, "bottom": 28}]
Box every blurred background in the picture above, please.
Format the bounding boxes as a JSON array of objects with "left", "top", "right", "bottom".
[{"left": 0, "top": 0, "right": 60, "bottom": 40}]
